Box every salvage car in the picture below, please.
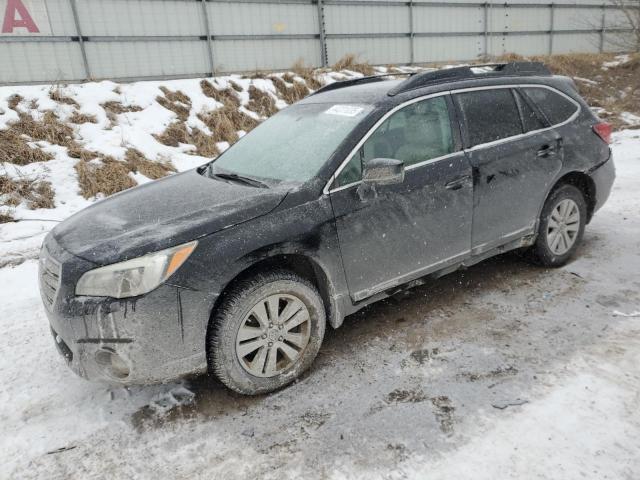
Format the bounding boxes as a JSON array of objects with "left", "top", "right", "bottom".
[{"left": 39, "top": 62, "right": 615, "bottom": 394}]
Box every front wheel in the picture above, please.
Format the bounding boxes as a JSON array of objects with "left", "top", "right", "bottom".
[
  {"left": 530, "top": 184, "right": 587, "bottom": 267},
  {"left": 207, "top": 270, "right": 326, "bottom": 395}
]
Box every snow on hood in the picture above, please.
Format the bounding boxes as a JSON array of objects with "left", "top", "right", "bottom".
[{"left": 51, "top": 169, "right": 288, "bottom": 265}]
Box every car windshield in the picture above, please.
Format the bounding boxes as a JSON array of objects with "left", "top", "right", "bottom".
[{"left": 210, "top": 103, "right": 373, "bottom": 183}]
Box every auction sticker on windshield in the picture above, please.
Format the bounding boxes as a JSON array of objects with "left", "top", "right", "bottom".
[{"left": 324, "top": 105, "right": 365, "bottom": 117}]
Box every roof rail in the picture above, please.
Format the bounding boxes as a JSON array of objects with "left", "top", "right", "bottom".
[
  {"left": 312, "top": 72, "right": 413, "bottom": 96},
  {"left": 387, "top": 62, "right": 551, "bottom": 97}
]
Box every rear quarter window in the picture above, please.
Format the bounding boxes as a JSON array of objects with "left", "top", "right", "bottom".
[
  {"left": 522, "top": 87, "right": 578, "bottom": 126},
  {"left": 455, "top": 89, "right": 523, "bottom": 148}
]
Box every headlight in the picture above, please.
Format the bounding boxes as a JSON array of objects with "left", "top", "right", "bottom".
[{"left": 75, "top": 241, "right": 197, "bottom": 298}]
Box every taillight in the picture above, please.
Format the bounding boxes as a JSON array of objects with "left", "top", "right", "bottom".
[{"left": 593, "top": 122, "right": 612, "bottom": 144}]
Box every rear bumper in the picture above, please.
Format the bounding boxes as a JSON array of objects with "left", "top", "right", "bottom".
[
  {"left": 589, "top": 151, "right": 616, "bottom": 217},
  {"left": 40, "top": 234, "right": 213, "bottom": 386}
]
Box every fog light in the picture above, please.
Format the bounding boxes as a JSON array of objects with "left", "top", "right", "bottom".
[{"left": 95, "top": 349, "right": 130, "bottom": 380}]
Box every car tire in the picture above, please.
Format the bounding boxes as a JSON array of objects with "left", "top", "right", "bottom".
[
  {"left": 531, "top": 184, "right": 587, "bottom": 267},
  {"left": 207, "top": 270, "right": 326, "bottom": 395}
]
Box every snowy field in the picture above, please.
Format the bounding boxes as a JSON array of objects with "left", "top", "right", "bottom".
[{"left": 0, "top": 127, "right": 638, "bottom": 478}]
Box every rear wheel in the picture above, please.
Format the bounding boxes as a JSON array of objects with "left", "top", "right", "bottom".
[
  {"left": 208, "top": 270, "right": 326, "bottom": 395},
  {"left": 531, "top": 184, "right": 587, "bottom": 267}
]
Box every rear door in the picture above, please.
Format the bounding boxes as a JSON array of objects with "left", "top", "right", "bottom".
[
  {"left": 453, "top": 87, "right": 563, "bottom": 253},
  {"left": 328, "top": 95, "right": 473, "bottom": 301}
]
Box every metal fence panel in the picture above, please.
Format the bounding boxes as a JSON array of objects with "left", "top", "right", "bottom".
[
  {"left": 208, "top": 2, "right": 318, "bottom": 36},
  {"left": 324, "top": 4, "right": 409, "bottom": 35},
  {"left": 0, "top": 0, "right": 636, "bottom": 84},
  {"left": 413, "top": 5, "right": 483, "bottom": 34},
  {"left": 414, "top": 35, "right": 484, "bottom": 63},
  {"left": 0, "top": 42, "right": 86, "bottom": 83},
  {"left": 552, "top": 33, "right": 601, "bottom": 54},
  {"left": 43, "top": 0, "right": 78, "bottom": 36},
  {"left": 554, "top": 6, "right": 602, "bottom": 31},
  {"left": 213, "top": 38, "right": 321, "bottom": 72},
  {"left": 85, "top": 40, "right": 210, "bottom": 79},
  {"left": 327, "top": 36, "right": 410, "bottom": 65},
  {"left": 500, "top": 33, "right": 550, "bottom": 56},
  {"left": 492, "top": 5, "right": 551, "bottom": 32},
  {"left": 76, "top": 0, "right": 204, "bottom": 36}
]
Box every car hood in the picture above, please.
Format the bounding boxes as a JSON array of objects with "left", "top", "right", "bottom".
[{"left": 52, "top": 169, "right": 289, "bottom": 265}]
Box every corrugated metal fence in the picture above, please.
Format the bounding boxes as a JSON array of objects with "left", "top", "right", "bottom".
[{"left": 0, "top": 0, "right": 635, "bottom": 84}]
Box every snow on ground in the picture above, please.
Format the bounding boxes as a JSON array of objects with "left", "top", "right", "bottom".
[{"left": 0, "top": 130, "right": 638, "bottom": 479}]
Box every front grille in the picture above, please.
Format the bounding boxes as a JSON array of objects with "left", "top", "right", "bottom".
[{"left": 39, "top": 247, "right": 62, "bottom": 311}]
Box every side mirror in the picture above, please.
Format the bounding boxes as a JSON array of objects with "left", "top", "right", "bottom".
[{"left": 362, "top": 158, "right": 405, "bottom": 186}]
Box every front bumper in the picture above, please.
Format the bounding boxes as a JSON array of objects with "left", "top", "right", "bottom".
[{"left": 39, "top": 234, "right": 212, "bottom": 385}]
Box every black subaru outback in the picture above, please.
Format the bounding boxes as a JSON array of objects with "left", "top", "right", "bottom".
[{"left": 40, "top": 62, "right": 615, "bottom": 394}]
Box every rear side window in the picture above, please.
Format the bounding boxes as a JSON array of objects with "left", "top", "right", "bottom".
[
  {"left": 455, "top": 89, "right": 523, "bottom": 147},
  {"left": 522, "top": 87, "right": 578, "bottom": 126},
  {"left": 514, "top": 89, "right": 547, "bottom": 132}
]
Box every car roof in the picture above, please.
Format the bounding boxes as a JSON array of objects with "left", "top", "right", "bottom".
[{"left": 299, "top": 63, "right": 572, "bottom": 109}]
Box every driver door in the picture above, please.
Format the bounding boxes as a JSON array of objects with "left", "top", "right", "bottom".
[{"left": 328, "top": 95, "right": 473, "bottom": 301}]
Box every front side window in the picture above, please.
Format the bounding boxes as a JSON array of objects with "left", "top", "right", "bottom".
[
  {"left": 212, "top": 103, "right": 372, "bottom": 183},
  {"left": 334, "top": 96, "right": 454, "bottom": 188},
  {"left": 522, "top": 87, "right": 578, "bottom": 126},
  {"left": 455, "top": 88, "right": 523, "bottom": 148}
]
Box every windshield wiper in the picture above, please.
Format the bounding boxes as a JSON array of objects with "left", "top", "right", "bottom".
[{"left": 212, "top": 171, "right": 269, "bottom": 189}]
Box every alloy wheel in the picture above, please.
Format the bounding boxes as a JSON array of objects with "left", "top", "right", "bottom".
[
  {"left": 546, "top": 198, "right": 580, "bottom": 256},
  {"left": 235, "top": 294, "right": 311, "bottom": 377}
]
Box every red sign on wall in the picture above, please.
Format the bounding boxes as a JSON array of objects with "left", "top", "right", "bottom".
[{"left": 1, "top": 0, "right": 51, "bottom": 35}]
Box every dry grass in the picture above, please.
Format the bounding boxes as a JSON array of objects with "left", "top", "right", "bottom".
[
  {"left": 153, "top": 121, "right": 219, "bottom": 158},
  {"left": 11, "top": 111, "right": 75, "bottom": 147},
  {"left": 291, "top": 59, "right": 323, "bottom": 90},
  {"left": 333, "top": 54, "right": 376, "bottom": 76},
  {"left": 229, "top": 80, "right": 244, "bottom": 92},
  {"left": 199, "top": 79, "right": 260, "bottom": 140},
  {"left": 49, "top": 88, "right": 79, "bottom": 107},
  {"left": 198, "top": 108, "right": 240, "bottom": 144},
  {"left": 67, "top": 144, "right": 98, "bottom": 161},
  {"left": 75, "top": 157, "right": 136, "bottom": 199},
  {"left": 0, "top": 212, "right": 14, "bottom": 223},
  {"left": 156, "top": 87, "right": 192, "bottom": 121},
  {"left": 124, "top": 148, "right": 175, "bottom": 179},
  {"left": 189, "top": 127, "right": 220, "bottom": 157},
  {"left": 74, "top": 147, "right": 176, "bottom": 198},
  {"left": 0, "top": 108, "right": 73, "bottom": 165},
  {"left": 247, "top": 85, "right": 278, "bottom": 117},
  {"left": 201, "top": 80, "right": 241, "bottom": 108},
  {"left": 0, "top": 129, "right": 54, "bottom": 165},
  {"left": 101, "top": 101, "right": 143, "bottom": 116},
  {"left": 154, "top": 122, "right": 189, "bottom": 147},
  {"left": 270, "top": 76, "right": 310, "bottom": 104},
  {"left": 0, "top": 174, "right": 55, "bottom": 209},
  {"left": 7, "top": 94, "right": 23, "bottom": 110},
  {"left": 491, "top": 52, "right": 640, "bottom": 130},
  {"left": 250, "top": 70, "right": 268, "bottom": 79},
  {"left": 68, "top": 111, "right": 98, "bottom": 124}
]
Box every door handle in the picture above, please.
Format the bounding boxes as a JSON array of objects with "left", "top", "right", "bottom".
[
  {"left": 537, "top": 145, "right": 557, "bottom": 158},
  {"left": 445, "top": 176, "right": 471, "bottom": 190}
]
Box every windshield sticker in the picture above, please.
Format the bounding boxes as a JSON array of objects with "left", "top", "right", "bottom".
[{"left": 324, "top": 105, "right": 364, "bottom": 117}]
